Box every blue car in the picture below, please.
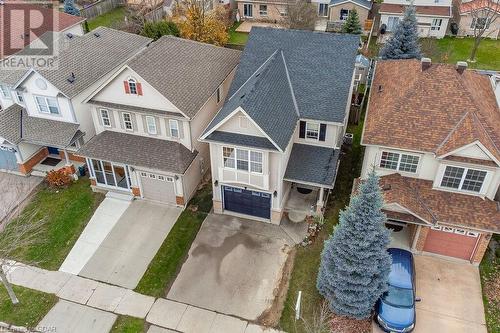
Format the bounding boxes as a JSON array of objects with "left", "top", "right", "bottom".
[{"left": 376, "top": 248, "right": 419, "bottom": 332}]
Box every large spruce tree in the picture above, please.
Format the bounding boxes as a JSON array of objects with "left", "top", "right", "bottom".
[
  {"left": 379, "top": 4, "right": 421, "bottom": 59},
  {"left": 342, "top": 9, "right": 362, "bottom": 34},
  {"left": 316, "top": 169, "right": 392, "bottom": 319}
]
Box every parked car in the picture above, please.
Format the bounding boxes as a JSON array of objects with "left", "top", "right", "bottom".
[{"left": 375, "top": 248, "right": 419, "bottom": 332}]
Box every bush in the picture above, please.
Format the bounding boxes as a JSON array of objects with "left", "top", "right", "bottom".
[
  {"left": 46, "top": 170, "right": 73, "bottom": 188},
  {"left": 141, "top": 20, "right": 180, "bottom": 40}
]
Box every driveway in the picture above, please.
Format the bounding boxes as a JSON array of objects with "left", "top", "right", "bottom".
[
  {"left": 0, "top": 173, "right": 41, "bottom": 225},
  {"left": 374, "top": 254, "right": 487, "bottom": 333},
  {"left": 167, "top": 214, "right": 294, "bottom": 322},
  {"left": 64, "top": 199, "right": 181, "bottom": 289}
]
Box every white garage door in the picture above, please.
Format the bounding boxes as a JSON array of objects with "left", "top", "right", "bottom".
[{"left": 139, "top": 172, "right": 176, "bottom": 205}]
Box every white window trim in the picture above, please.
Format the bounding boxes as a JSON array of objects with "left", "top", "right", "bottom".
[
  {"left": 431, "top": 18, "right": 442, "bottom": 31},
  {"left": 259, "top": 4, "right": 268, "bottom": 16},
  {"left": 243, "top": 3, "right": 253, "bottom": 17},
  {"left": 169, "top": 119, "right": 179, "bottom": 138},
  {"left": 340, "top": 8, "right": 350, "bottom": 21},
  {"left": 216, "top": 85, "right": 222, "bottom": 104},
  {"left": 100, "top": 108, "right": 111, "bottom": 128},
  {"left": 305, "top": 122, "right": 320, "bottom": 141},
  {"left": 34, "top": 95, "right": 60, "bottom": 115},
  {"left": 90, "top": 159, "right": 131, "bottom": 191},
  {"left": 0, "top": 86, "right": 11, "bottom": 99},
  {"left": 146, "top": 116, "right": 157, "bottom": 135},
  {"left": 439, "top": 165, "right": 488, "bottom": 194},
  {"left": 318, "top": 3, "right": 328, "bottom": 17},
  {"left": 222, "top": 145, "right": 263, "bottom": 174},
  {"left": 122, "top": 112, "right": 133, "bottom": 131},
  {"left": 127, "top": 77, "right": 138, "bottom": 95},
  {"left": 15, "top": 91, "right": 24, "bottom": 104},
  {"left": 378, "top": 150, "right": 421, "bottom": 174}
]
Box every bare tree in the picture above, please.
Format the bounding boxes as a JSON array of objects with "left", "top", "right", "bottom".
[
  {"left": 123, "top": 0, "right": 166, "bottom": 33},
  {"left": 284, "top": 0, "right": 318, "bottom": 30},
  {"left": 467, "top": 0, "right": 499, "bottom": 61}
]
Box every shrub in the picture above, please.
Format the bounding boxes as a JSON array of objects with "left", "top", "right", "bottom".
[
  {"left": 141, "top": 20, "right": 180, "bottom": 41},
  {"left": 46, "top": 170, "right": 73, "bottom": 188}
]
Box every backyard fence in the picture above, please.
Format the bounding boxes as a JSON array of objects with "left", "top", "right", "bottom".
[
  {"left": 144, "top": 6, "right": 165, "bottom": 22},
  {"left": 80, "top": 0, "right": 125, "bottom": 19}
]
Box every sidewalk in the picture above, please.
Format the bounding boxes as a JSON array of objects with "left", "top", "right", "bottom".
[{"left": 3, "top": 261, "right": 285, "bottom": 333}]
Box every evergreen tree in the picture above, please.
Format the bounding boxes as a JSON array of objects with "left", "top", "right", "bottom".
[
  {"left": 141, "top": 21, "right": 180, "bottom": 40},
  {"left": 342, "top": 9, "right": 362, "bottom": 34},
  {"left": 379, "top": 4, "right": 421, "bottom": 59},
  {"left": 64, "top": 0, "right": 80, "bottom": 16},
  {"left": 316, "top": 169, "right": 392, "bottom": 319}
]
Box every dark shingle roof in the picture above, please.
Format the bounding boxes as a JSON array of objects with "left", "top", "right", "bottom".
[
  {"left": 205, "top": 131, "right": 278, "bottom": 150},
  {"left": 329, "top": 0, "right": 372, "bottom": 9},
  {"left": 127, "top": 36, "right": 241, "bottom": 118},
  {"left": 284, "top": 144, "right": 339, "bottom": 187},
  {"left": 0, "top": 27, "right": 152, "bottom": 97},
  {"left": 0, "top": 104, "right": 82, "bottom": 147},
  {"left": 78, "top": 131, "right": 198, "bottom": 174}
]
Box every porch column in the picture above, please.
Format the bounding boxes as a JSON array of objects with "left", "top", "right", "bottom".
[
  {"left": 63, "top": 149, "right": 71, "bottom": 166},
  {"left": 316, "top": 187, "right": 325, "bottom": 214}
]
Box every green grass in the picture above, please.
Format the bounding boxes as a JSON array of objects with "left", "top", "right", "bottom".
[
  {"left": 228, "top": 22, "right": 249, "bottom": 45},
  {"left": 134, "top": 183, "right": 212, "bottom": 298},
  {"left": 87, "top": 7, "right": 127, "bottom": 31},
  {"left": 4, "top": 178, "right": 104, "bottom": 270},
  {"left": 279, "top": 110, "right": 366, "bottom": 332},
  {"left": 110, "top": 316, "right": 146, "bottom": 333},
  {"left": 480, "top": 242, "right": 500, "bottom": 333},
  {"left": 0, "top": 285, "right": 57, "bottom": 328}
]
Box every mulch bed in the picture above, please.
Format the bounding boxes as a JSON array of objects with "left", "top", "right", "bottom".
[
  {"left": 483, "top": 262, "right": 500, "bottom": 303},
  {"left": 331, "top": 313, "right": 372, "bottom": 333}
]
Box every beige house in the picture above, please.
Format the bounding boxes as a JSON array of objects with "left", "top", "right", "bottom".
[
  {"left": 236, "top": 0, "right": 289, "bottom": 23},
  {"left": 327, "top": 0, "right": 372, "bottom": 30},
  {"left": 457, "top": 0, "right": 500, "bottom": 38}
]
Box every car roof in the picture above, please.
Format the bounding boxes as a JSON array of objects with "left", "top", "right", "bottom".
[{"left": 388, "top": 248, "right": 414, "bottom": 289}]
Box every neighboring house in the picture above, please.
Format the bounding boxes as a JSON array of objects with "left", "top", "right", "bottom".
[
  {"left": 236, "top": 0, "right": 289, "bottom": 23},
  {"left": 457, "top": 0, "right": 500, "bottom": 38},
  {"left": 78, "top": 36, "right": 240, "bottom": 207},
  {"left": 0, "top": 28, "right": 152, "bottom": 175},
  {"left": 378, "top": 0, "right": 452, "bottom": 39},
  {"left": 325, "top": 0, "right": 372, "bottom": 32},
  {"left": 360, "top": 58, "right": 500, "bottom": 264},
  {"left": 200, "top": 27, "right": 359, "bottom": 224},
  {"left": 0, "top": 2, "right": 85, "bottom": 58}
]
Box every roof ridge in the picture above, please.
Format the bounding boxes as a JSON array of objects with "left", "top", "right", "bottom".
[
  {"left": 399, "top": 175, "right": 438, "bottom": 224},
  {"left": 470, "top": 110, "right": 500, "bottom": 156},
  {"left": 280, "top": 50, "right": 300, "bottom": 117},
  {"left": 435, "top": 110, "right": 470, "bottom": 153}
]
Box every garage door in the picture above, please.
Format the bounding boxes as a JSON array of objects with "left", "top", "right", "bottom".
[
  {"left": 0, "top": 146, "right": 18, "bottom": 171},
  {"left": 139, "top": 172, "right": 176, "bottom": 204},
  {"left": 222, "top": 186, "right": 271, "bottom": 219},
  {"left": 423, "top": 226, "right": 480, "bottom": 260}
]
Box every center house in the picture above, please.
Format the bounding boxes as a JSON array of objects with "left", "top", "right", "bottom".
[
  {"left": 78, "top": 36, "right": 240, "bottom": 206},
  {"left": 201, "top": 27, "right": 359, "bottom": 224}
]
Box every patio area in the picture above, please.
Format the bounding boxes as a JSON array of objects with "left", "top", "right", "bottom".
[
  {"left": 235, "top": 21, "right": 284, "bottom": 33},
  {"left": 284, "top": 186, "right": 319, "bottom": 222}
]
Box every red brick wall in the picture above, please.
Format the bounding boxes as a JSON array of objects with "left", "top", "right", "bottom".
[
  {"left": 415, "top": 226, "right": 430, "bottom": 251},
  {"left": 19, "top": 147, "right": 48, "bottom": 175},
  {"left": 59, "top": 150, "right": 86, "bottom": 163},
  {"left": 472, "top": 233, "right": 492, "bottom": 264}
]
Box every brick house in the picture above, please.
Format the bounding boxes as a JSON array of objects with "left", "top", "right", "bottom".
[{"left": 360, "top": 58, "right": 500, "bottom": 264}]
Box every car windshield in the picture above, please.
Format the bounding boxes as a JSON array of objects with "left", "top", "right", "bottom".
[{"left": 382, "top": 285, "right": 414, "bottom": 308}]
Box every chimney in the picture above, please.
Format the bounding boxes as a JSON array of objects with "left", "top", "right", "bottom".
[
  {"left": 421, "top": 57, "right": 432, "bottom": 71},
  {"left": 456, "top": 61, "right": 468, "bottom": 74}
]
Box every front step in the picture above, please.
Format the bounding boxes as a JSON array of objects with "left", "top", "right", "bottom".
[
  {"left": 106, "top": 191, "right": 134, "bottom": 202},
  {"left": 30, "top": 170, "right": 47, "bottom": 177}
]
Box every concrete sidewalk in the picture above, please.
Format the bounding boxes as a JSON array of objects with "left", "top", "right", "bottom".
[
  {"left": 3, "top": 261, "right": 286, "bottom": 333},
  {"left": 59, "top": 197, "right": 131, "bottom": 274}
]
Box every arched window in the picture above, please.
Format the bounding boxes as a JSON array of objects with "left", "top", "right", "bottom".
[{"left": 128, "top": 78, "right": 137, "bottom": 95}]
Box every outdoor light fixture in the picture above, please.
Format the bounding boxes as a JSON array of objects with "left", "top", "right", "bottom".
[
  {"left": 214, "top": 180, "right": 219, "bottom": 187},
  {"left": 174, "top": 175, "right": 179, "bottom": 180},
  {"left": 273, "top": 191, "right": 277, "bottom": 197}
]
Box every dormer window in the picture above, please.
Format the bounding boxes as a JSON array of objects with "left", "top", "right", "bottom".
[{"left": 124, "top": 77, "right": 143, "bottom": 95}]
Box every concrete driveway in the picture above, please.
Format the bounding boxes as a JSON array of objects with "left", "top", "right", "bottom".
[
  {"left": 167, "top": 214, "right": 294, "bottom": 322},
  {"left": 0, "top": 173, "right": 41, "bottom": 225},
  {"left": 374, "top": 255, "right": 487, "bottom": 333},
  {"left": 77, "top": 200, "right": 181, "bottom": 288}
]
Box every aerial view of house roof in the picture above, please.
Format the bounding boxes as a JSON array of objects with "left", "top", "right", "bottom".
[
  {"left": 0, "top": 1, "right": 85, "bottom": 57},
  {"left": 362, "top": 59, "right": 500, "bottom": 163}
]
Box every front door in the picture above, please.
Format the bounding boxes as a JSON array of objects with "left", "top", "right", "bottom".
[{"left": 243, "top": 3, "right": 253, "bottom": 17}]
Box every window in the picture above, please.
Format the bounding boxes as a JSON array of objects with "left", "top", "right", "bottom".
[
  {"left": 128, "top": 78, "right": 137, "bottom": 95},
  {"left": 306, "top": 123, "right": 320, "bottom": 140},
  {"left": 237, "top": 149, "right": 249, "bottom": 170},
  {"left": 100, "top": 109, "right": 111, "bottom": 127},
  {"left": 146, "top": 116, "right": 157, "bottom": 134},
  {"left": 35, "top": 96, "right": 59, "bottom": 114},
  {"left": 318, "top": 3, "right": 328, "bottom": 17},
  {"left": 15, "top": 91, "right": 24, "bottom": 104},
  {"left": 259, "top": 4, "right": 267, "bottom": 16},
  {"left": 250, "top": 151, "right": 263, "bottom": 173},
  {"left": 387, "top": 16, "right": 400, "bottom": 31},
  {"left": 243, "top": 3, "right": 253, "bottom": 17},
  {"left": 122, "top": 112, "right": 133, "bottom": 130},
  {"left": 431, "top": 18, "right": 442, "bottom": 31},
  {"left": 467, "top": 231, "right": 479, "bottom": 238},
  {"left": 443, "top": 226, "right": 454, "bottom": 233},
  {"left": 223, "top": 147, "right": 236, "bottom": 168},
  {"left": 431, "top": 225, "right": 442, "bottom": 230},
  {"left": 0, "top": 86, "right": 11, "bottom": 99},
  {"left": 471, "top": 17, "right": 491, "bottom": 30},
  {"left": 169, "top": 119, "right": 179, "bottom": 138},
  {"left": 440, "top": 166, "right": 487, "bottom": 193},
  {"left": 216, "top": 85, "right": 222, "bottom": 104},
  {"left": 454, "top": 229, "right": 466, "bottom": 235},
  {"left": 340, "top": 9, "right": 349, "bottom": 20},
  {"left": 278, "top": 6, "right": 288, "bottom": 16},
  {"left": 379, "top": 151, "right": 420, "bottom": 173}
]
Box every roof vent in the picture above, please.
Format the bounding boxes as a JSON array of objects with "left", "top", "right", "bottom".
[
  {"left": 382, "top": 184, "right": 391, "bottom": 191},
  {"left": 67, "top": 72, "right": 76, "bottom": 84},
  {"left": 456, "top": 61, "right": 468, "bottom": 74},
  {"left": 377, "top": 85, "right": 383, "bottom": 93},
  {"left": 421, "top": 57, "right": 432, "bottom": 71},
  {"left": 240, "top": 94, "right": 245, "bottom": 99},
  {"left": 66, "top": 32, "right": 74, "bottom": 39},
  {"left": 93, "top": 32, "right": 101, "bottom": 38}
]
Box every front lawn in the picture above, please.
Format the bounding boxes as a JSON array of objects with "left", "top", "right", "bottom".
[
  {"left": 87, "top": 7, "right": 127, "bottom": 31},
  {"left": 4, "top": 178, "right": 104, "bottom": 270},
  {"left": 480, "top": 237, "right": 500, "bottom": 333},
  {"left": 228, "top": 22, "right": 249, "bottom": 46},
  {"left": 0, "top": 285, "right": 57, "bottom": 328},
  {"left": 279, "top": 117, "right": 366, "bottom": 332},
  {"left": 110, "top": 316, "right": 146, "bottom": 333},
  {"left": 134, "top": 182, "right": 212, "bottom": 298}
]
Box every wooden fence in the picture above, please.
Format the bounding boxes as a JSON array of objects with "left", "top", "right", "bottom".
[{"left": 80, "top": 0, "right": 125, "bottom": 19}]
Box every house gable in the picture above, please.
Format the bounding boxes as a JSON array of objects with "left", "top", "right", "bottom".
[
  {"left": 216, "top": 111, "right": 267, "bottom": 138},
  {"left": 451, "top": 143, "right": 494, "bottom": 161}
]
